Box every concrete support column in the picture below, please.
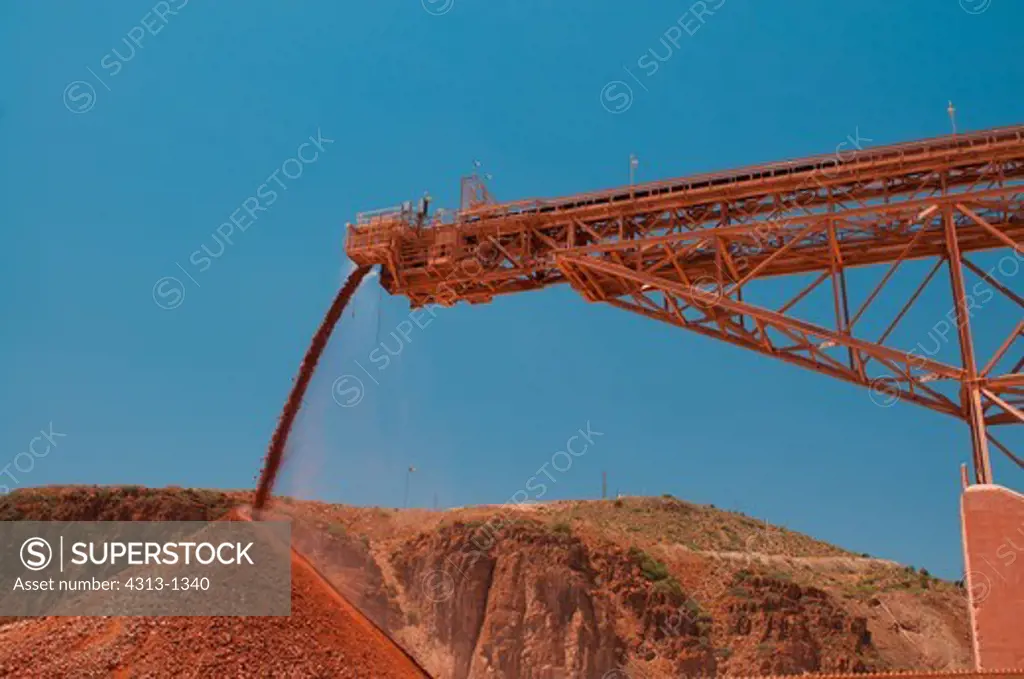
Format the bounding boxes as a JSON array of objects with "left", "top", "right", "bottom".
[{"left": 961, "top": 484, "right": 1024, "bottom": 669}]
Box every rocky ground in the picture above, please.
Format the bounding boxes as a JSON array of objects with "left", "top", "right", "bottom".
[
  {"left": 275, "top": 494, "right": 974, "bottom": 678},
  {"left": 0, "top": 488, "right": 427, "bottom": 678},
  {"left": 0, "top": 487, "right": 973, "bottom": 678}
]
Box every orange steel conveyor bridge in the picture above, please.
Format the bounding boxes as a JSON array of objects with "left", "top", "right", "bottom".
[{"left": 346, "top": 125, "right": 1024, "bottom": 489}]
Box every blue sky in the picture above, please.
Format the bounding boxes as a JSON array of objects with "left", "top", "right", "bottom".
[{"left": 1, "top": 1, "right": 1021, "bottom": 579}]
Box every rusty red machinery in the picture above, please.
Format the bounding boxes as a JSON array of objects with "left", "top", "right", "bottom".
[{"left": 348, "top": 125, "right": 1023, "bottom": 488}]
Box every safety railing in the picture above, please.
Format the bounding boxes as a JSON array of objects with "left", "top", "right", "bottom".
[{"left": 422, "top": 125, "right": 1024, "bottom": 226}]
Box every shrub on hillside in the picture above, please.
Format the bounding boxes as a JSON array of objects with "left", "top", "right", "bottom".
[
  {"left": 551, "top": 521, "right": 572, "bottom": 536},
  {"left": 630, "top": 547, "right": 673, "bottom": 583}
]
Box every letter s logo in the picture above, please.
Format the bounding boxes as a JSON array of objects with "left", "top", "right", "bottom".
[{"left": 21, "top": 538, "right": 52, "bottom": 571}]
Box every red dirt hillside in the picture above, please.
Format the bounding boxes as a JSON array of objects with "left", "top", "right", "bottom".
[
  {"left": 0, "top": 487, "right": 974, "bottom": 678},
  {"left": 278, "top": 494, "right": 974, "bottom": 678},
  {"left": 0, "top": 487, "right": 428, "bottom": 679}
]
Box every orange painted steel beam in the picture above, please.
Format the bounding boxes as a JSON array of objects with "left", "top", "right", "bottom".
[{"left": 346, "top": 125, "right": 1024, "bottom": 484}]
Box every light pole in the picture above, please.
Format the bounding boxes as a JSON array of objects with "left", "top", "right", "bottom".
[{"left": 403, "top": 465, "right": 416, "bottom": 508}]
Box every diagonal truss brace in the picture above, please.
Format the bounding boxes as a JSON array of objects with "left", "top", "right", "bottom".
[{"left": 557, "top": 254, "right": 966, "bottom": 418}]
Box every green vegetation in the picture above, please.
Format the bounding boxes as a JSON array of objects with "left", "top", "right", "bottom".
[
  {"left": 541, "top": 497, "right": 850, "bottom": 559},
  {"left": 628, "top": 546, "right": 687, "bottom": 600},
  {"left": 631, "top": 547, "right": 671, "bottom": 582},
  {"left": 728, "top": 586, "right": 752, "bottom": 599},
  {"left": 856, "top": 574, "right": 880, "bottom": 591},
  {"left": 654, "top": 578, "right": 683, "bottom": 597},
  {"left": 854, "top": 584, "right": 877, "bottom": 596},
  {"left": 327, "top": 522, "right": 347, "bottom": 537},
  {"left": 551, "top": 521, "right": 573, "bottom": 536},
  {"left": 838, "top": 564, "right": 959, "bottom": 598}
]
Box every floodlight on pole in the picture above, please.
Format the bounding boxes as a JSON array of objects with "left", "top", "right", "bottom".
[{"left": 403, "top": 465, "right": 416, "bottom": 509}]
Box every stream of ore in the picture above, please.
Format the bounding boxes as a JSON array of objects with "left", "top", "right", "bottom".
[{"left": 254, "top": 265, "right": 372, "bottom": 510}]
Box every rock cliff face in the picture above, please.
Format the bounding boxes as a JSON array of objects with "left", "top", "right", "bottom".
[
  {"left": 722, "top": 574, "right": 877, "bottom": 676},
  {"left": 388, "top": 519, "right": 894, "bottom": 679},
  {"left": 394, "top": 521, "right": 623, "bottom": 679}
]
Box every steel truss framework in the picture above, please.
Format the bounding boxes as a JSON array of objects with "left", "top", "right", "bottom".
[{"left": 347, "top": 126, "right": 1024, "bottom": 484}]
